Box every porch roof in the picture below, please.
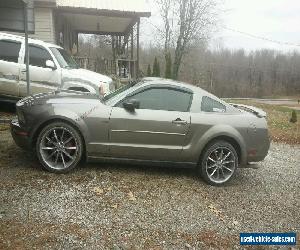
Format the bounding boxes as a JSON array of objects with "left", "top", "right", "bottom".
[
  {"left": 56, "top": 0, "right": 150, "bottom": 35},
  {"left": 56, "top": 0, "right": 150, "bottom": 17}
]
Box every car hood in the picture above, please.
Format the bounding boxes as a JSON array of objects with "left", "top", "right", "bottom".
[
  {"left": 17, "top": 90, "right": 100, "bottom": 107},
  {"left": 62, "top": 68, "right": 112, "bottom": 86}
]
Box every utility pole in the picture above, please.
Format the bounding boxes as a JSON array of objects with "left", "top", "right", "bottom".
[
  {"left": 24, "top": 1, "right": 30, "bottom": 96},
  {"left": 136, "top": 18, "right": 140, "bottom": 79}
]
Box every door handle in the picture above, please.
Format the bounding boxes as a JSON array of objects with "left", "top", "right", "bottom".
[
  {"left": 172, "top": 118, "right": 188, "bottom": 125},
  {"left": 21, "top": 69, "right": 27, "bottom": 73}
]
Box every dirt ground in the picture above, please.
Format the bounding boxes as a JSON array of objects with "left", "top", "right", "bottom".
[{"left": 0, "top": 121, "right": 299, "bottom": 249}]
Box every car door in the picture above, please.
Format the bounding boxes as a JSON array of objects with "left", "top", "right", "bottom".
[
  {"left": 19, "top": 44, "right": 61, "bottom": 96},
  {"left": 109, "top": 86, "right": 193, "bottom": 162},
  {"left": 0, "top": 39, "right": 22, "bottom": 97}
]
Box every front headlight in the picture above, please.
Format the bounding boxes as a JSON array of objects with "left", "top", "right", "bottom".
[
  {"left": 16, "top": 109, "right": 25, "bottom": 124},
  {"left": 99, "top": 84, "right": 109, "bottom": 96},
  {"left": 99, "top": 85, "right": 105, "bottom": 96}
]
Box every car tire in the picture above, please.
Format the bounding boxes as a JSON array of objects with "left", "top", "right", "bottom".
[
  {"left": 199, "top": 140, "right": 238, "bottom": 186},
  {"left": 36, "top": 121, "right": 83, "bottom": 173}
]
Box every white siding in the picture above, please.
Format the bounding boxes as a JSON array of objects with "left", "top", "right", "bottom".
[
  {"left": 6, "top": 7, "right": 56, "bottom": 44},
  {"left": 30, "top": 8, "right": 55, "bottom": 44}
]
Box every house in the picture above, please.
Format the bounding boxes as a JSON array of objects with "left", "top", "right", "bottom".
[{"left": 2, "top": 0, "right": 151, "bottom": 79}]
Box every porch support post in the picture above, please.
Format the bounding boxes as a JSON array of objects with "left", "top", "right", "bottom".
[
  {"left": 131, "top": 27, "right": 134, "bottom": 60},
  {"left": 76, "top": 32, "right": 79, "bottom": 54},
  {"left": 112, "top": 35, "right": 116, "bottom": 74},
  {"left": 136, "top": 18, "right": 140, "bottom": 79}
]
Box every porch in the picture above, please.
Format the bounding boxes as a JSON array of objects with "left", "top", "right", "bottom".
[{"left": 54, "top": 0, "right": 150, "bottom": 80}]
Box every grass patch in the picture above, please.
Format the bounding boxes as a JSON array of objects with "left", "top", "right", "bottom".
[{"left": 227, "top": 99, "right": 300, "bottom": 145}]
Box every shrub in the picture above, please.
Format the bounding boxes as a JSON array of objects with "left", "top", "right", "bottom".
[
  {"left": 165, "top": 52, "right": 172, "bottom": 79},
  {"left": 152, "top": 57, "right": 161, "bottom": 77},
  {"left": 290, "top": 110, "right": 297, "bottom": 123},
  {"left": 147, "top": 64, "right": 151, "bottom": 76}
]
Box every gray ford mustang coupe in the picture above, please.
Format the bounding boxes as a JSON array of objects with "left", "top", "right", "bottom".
[{"left": 11, "top": 77, "right": 270, "bottom": 185}]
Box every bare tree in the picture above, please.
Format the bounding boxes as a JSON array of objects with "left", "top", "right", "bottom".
[
  {"left": 157, "top": 0, "right": 218, "bottom": 79},
  {"left": 157, "top": 0, "right": 173, "bottom": 78},
  {"left": 158, "top": 0, "right": 172, "bottom": 54}
]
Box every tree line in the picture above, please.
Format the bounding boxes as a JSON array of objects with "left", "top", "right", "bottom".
[
  {"left": 142, "top": 0, "right": 300, "bottom": 97},
  {"left": 76, "top": 0, "right": 300, "bottom": 99},
  {"left": 77, "top": 35, "right": 300, "bottom": 98},
  {"left": 140, "top": 45, "right": 300, "bottom": 97}
]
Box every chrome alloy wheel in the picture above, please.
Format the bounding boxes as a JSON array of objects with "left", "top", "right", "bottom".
[
  {"left": 39, "top": 127, "right": 79, "bottom": 170},
  {"left": 205, "top": 146, "right": 236, "bottom": 184}
]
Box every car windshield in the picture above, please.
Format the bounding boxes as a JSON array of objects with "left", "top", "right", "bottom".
[
  {"left": 102, "top": 81, "right": 139, "bottom": 103},
  {"left": 102, "top": 84, "right": 133, "bottom": 102},
  {"left": 50, "top": 47, "right": 79, "bottom": 69}
]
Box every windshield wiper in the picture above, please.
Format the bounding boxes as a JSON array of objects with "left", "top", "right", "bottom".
[
  {"left": 129, "top": 80, "right": 138, "bottom": 86},
  {"left": 63, "top": 65, "right": 78, "bottom": 69}
]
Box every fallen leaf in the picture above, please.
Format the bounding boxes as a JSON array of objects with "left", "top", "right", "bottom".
[
  {"left": 232, "top": 220, "right": 239, "bottom": 226},
  {"left": 111, "top": 204, "right": 118, "bottom": 209},
  {"left": 208, "top": 204, "right": 224, "bottom": 220},
  {"left": 92, "top": 187, "right": 104, "bottom": 195},
  {"left": 185, "top": 243, "right": 192, "bottom": 249},
  {"left": 128, "top": 191, "right": 136, "bottom": 201}
]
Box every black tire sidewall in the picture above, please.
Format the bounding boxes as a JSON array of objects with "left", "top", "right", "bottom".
[
  {"left": 36, "top": 122, "right": 83, "bottom": 173},
  {"left": 199, "top": 140, "right": 238, "bottom": 186}
]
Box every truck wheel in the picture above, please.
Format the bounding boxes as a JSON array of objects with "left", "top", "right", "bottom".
[
  {"left": 199, "top": 140, "right": 238, "bottom": 186},
  {"left": 36, "top": 122, "right": 83, "bottom": 173}
]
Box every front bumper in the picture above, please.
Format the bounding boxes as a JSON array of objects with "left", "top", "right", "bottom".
[{"left": 10, "top": 119, "right": 31, "bottom": 150}]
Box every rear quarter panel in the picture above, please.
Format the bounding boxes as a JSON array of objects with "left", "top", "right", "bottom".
[
  {"left": 246, "top": 116, "right": 270, "bottom": 162},
  {"left": 183, "top": 112, "right": 252, "bottom": 165}
]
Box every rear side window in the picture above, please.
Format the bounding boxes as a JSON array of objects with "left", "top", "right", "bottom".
[
  {"left": 201, "top": 96, "right": 226, "bottom": 112},
  {"left": 28, "top": 45, "right": 53, "bottom": 68},
  {"left": 0, "top": 40, "right": 21, "bottom": 63}
]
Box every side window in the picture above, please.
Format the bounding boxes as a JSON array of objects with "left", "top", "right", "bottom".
[
  {"left": 201, "top": 96, "right": 226, "bottom": 112},
  {"left": 28, "top": 45, "right": 53, "bottom": 68},
  {"left": 118, "top": 88, "right": 192, "bottom": 112},
  {"left": 0, "top": 40, "right": 21, "bottom": 63}
]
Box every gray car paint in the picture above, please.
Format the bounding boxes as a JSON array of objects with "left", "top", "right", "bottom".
[{"left": 11, "top": 78, "right": 270, "bottom": 167}]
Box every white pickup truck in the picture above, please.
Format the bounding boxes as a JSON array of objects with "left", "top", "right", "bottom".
[{"left": 0, "top": 33, "right": 114, "bottom": 102}]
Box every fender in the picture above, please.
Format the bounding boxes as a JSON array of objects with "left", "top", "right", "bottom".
[
  {"left": 29, "top": 107, "right": 91, "bottom": 150},
  {"left": 184, "top": 124, "right": 248, "bottom": 165}
]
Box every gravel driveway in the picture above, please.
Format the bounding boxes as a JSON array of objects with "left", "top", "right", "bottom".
[{"left": 0, "top": 124, "right": 299, "bottom": 249}]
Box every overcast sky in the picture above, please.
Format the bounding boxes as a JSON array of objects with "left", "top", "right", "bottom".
[{"left": 142, "top": 0, "right": 300, "bottom": 52}]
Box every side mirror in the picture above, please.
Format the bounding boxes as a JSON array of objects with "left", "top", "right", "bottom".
[
  {"left": 45, "top": 60, "right": 56, "bottom": 70},
  {"left": 123, "top": 99, "right": 140, "bottom": 112}
]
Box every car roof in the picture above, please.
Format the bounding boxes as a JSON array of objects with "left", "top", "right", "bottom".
[
  {"left": 0, "top": 32, "right": 62, "bottom": 49},
  {"left": 142, "top": 77, "right": 214, "bottom": 97}
]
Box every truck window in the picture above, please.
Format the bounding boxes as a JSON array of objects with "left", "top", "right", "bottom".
[
  {"left": 50, "top": 47, "right": 78, "bottom": 69},
  {"left": 28, "top": 45, "right": 53, "bottom": 68},
  {"left": 0, "top": 40, "right": 21, "bottom": 63}
]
